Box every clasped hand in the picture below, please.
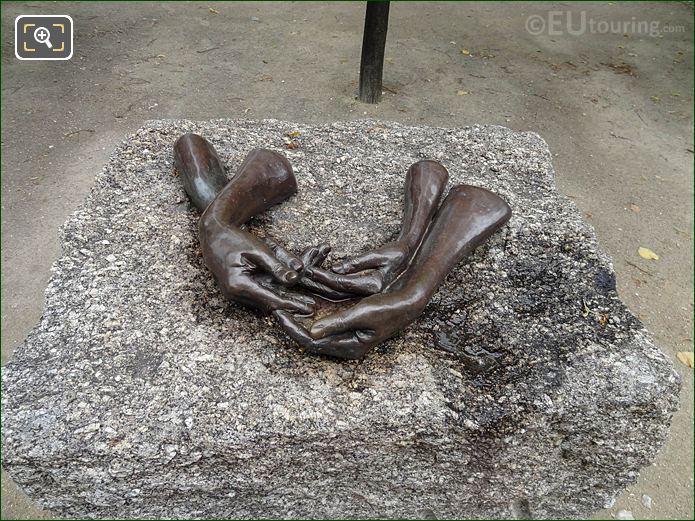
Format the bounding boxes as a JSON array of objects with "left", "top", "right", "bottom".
[{"left": 175, "top": 134, "right": 511, "bottom": 360}]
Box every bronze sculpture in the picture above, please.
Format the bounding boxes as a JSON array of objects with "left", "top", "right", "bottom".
[
  {"left": 175, "top": 134, "right": 311, "bottom": 314},
  {"left": 173, "top": 133, "right": 511, "bottom": 360},
  {"left": 306, "top": 159, "right": 449, "bottom": 296}
]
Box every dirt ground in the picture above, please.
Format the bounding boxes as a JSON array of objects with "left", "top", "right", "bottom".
[{"left": 1, "top": 2, "right": 693, "bottom": 519}]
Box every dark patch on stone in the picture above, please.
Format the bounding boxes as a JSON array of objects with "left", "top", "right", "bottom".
[{"left": 595, "top": 268, "right": 617, "bottom": 293}]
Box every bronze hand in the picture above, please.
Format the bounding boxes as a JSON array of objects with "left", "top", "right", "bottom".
[
  {"left": 175, "top": 134, "right": 313, "bottom": 314},
  {"left": 276, "top": 185, "right": 512, "bottom": 359},
  {"left": 307, "top": 160, "right": 449, "bottom": 296}
]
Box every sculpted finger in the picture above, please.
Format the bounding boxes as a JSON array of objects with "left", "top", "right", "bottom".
[
  {"left": 298, "top": 276, "right": 354, "bottom": 301},
  {"left": 307, "top": 267, "right": 383, "bottom": 295},
  {"left": 274, "top": 311, "right": 370, "bottom": 360},
  {"left": 244, "top": 248, "right": 299, "bottom": 286},
  {"left": 274, "top": 310, "right": 315, "bottom": 345},
  {"left": 265, "top": 237, "right": 303, "bottom": 272},
  {"left": 300, "top": 246, "right": 320, "bottom": 269},
  {"left": 273, "top": 287, "right": 316, "bottom": 308},
  {"left": 309, "top": 305, "right": 370, "bottom": 339},
  {"left": 308, "top": 334, "right": 370, "bottom": 360},
  {"left": 313, "top": 243, "right": 332, "bottom": 267},
  {"left": 255, "top": 274, "right": 323, "bottom": 305},
  {"left": 300, "top": 243, "right": 332, "bottom": 269},
  {"left": 246, "top": 281, "right": 313, "bottom": 314},
  {"left": 332, "top": 251, "right": 392, "bottom": 274}
]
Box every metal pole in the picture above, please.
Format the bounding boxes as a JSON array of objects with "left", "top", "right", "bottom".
[{"left": 358, "top": 1, "right": 390, "bottom": 104}]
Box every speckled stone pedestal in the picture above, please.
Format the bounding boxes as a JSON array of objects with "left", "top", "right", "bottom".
[{"left": 1, "top": 120, "right": 679, "bottom": 519}]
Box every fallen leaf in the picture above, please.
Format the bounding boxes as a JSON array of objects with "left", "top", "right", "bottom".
[
  {"left": 676, "top": 351, "right": 694, "bottom": 368},
  {"left": 209, "top": 7, "right": 219, "bottom": 14},
  {"left": 671, "top": 92, "right": 681, "bottom": 97},
  {"left": 259, "top": 75, "right": 273, "bottom": 82},
  {"left": 461, "top": 49, "right": 471, "bottom": 56},
  {"left": 650, "top": 95, "right": 660, "bottom": 102},
  {"left": 629, "top": 203, "right": 640, "bottom": 213},
  {"left": 287, "top": 131, "right": 301, "bottom": 138},
  {"left": 285, "top": 142, "right": 299, "bottom": 150},
  {"left": 638, "top": 247, "right": 659, "bottom": 260},
  {"left": 457, "top": 90, "right": 469, "bottom": 96}
]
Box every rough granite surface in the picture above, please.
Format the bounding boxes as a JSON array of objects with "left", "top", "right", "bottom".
[{"left": 1, "top": 119, "right": 680, "bottom": 519}]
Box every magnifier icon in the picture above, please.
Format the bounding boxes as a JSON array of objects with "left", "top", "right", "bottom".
[{"left": 34, "top": 26, "right": 53, "bottom": 49}]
